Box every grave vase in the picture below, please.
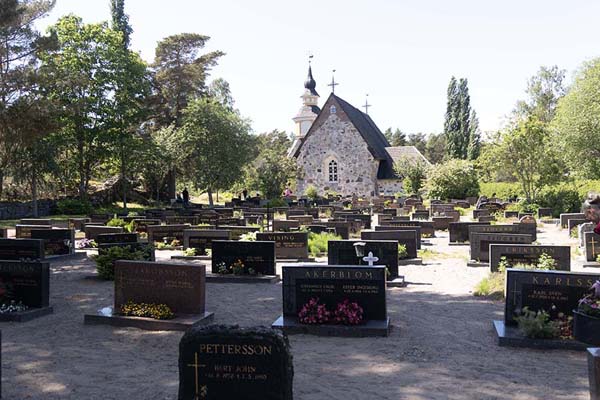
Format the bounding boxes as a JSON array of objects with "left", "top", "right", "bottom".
[{"left": 574, "top": 310, "right": 600, "bottom": 346}]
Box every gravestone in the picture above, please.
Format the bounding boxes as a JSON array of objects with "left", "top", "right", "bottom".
[
  {"left": 166, "top": 216, "right": 199, "bottom": 225},
  {"left": 97, "top": 242, "right": 155, "bottom": 261},
  {"left": 560, "top": 213, "right": 585, "bottom": 229},
  {"left": 515, "top": 222, "right": 538, "bottom": 241},
  {"left": 375, "top": 225, "right": 422, "bottom": 249},
  {"left": 272, "top": 220, "right": 300, "bottom": 232},
  {"left": 585, "top": 232, "right": 600, "bottom": 262},
  {"left": 478, "top": 215, "right": 496, "bottom": 223},
  {"left": 328, "top": 240, "right": 399, "bottom": 280},
  {"left": 470, "top": 233, "right": 533, "bottom": 262},
  {"left": 568, "top": 218, "right": 588, "bottom": 234},
  {"left": 360, "top": 230, "right": 418, "bottom": 259},
  {"left": 332, "top": 213, "right": 371, "bottom": 230},
  {"left": 272, "top": 264, "right": 390, "bottom": 336},
  {"left": 0, "top": 228, "right": 7, "bottom": 238},
  {"left": 377, "top": 220, "right": 433, "bottom": 237},
  {"left": 503, "top": 269, "right": 600, "bottom": 325},
  {"left": 85, "top": 260, "right": 213, "bottom": 330},
  {"left": 306, "top": 225, "right": 328, "bottom": 234},
  {"left": 89, "top": 213, "right": 112, "bottom": 224},
  {"left": 0, "top": 260, "right": 52, "bottom": 321},
  {"left": 287, "top": 215, "right": 313, "bottom": 225},
  {"left": 15, "top": 224, "right": 52, "bottom": 239},
  {"left": 256, "top": 232, "right": 308, "bottom": 260},
  {"left": 212, "top": 241, "right": 276, "bottom": 276},
  {"left": 411, "top": 211, "right": 429, "bottom": 220},
  {"left": 96, "top": 232, "right": 138, "bottom": 245},
  {"left": 489, "top": 244, "right": 570, "bottom": 272},
  {"left": 323, "top": 221, "right": 350, "bottom": 239},
  {"left": 147, "top": 224, "right": 190, "bottom": 244},
  {"left": 183, "top": 230, "right": 231, "bottom": 253},
  {"left": 432, "top": 216, "right": 454, "bottom": 230},
  {"left": 448, "top": 222, "right": 490, "bottom": 243},
  {"left": 31, "top": 229, "right": 75, "bottom": 256},
  {"left": 473, "top": 209, "right": 491, "bottom": 219},
  {"left": 84, "top": 225, "right": 123, "bottom": 240},
  {"left": 588, "top": 348, "right": 600, "bottom": 400},
  {"left": 0, "top": 239, "right": 44, "bottom": 260},
  {"left": 179, "top": 325, "right": 293, "bottom": 400},
  {"left": 68, "top": 217, "right": 90, "bottom": 231},
  {"left": 538, "top": 208, "right": 553, "bottom": 218},
  {"left": 132, "top": 218, "right": 161, "bottom": 233},
  {"left": 20, "top": 219, "right": 52, "bottom": 226},
  {"left": 579, "top": 223, "right": 595, "bottom": 248},
  {"left": 504, "top": 211, "right": 519, "bottom": 219},
  {"left": 217, "top": 226, "right": 261, "bottom": 241}
]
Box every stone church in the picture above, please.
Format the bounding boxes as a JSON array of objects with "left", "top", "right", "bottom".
[{"left": 289, "top": 66, "right": 429, "bottom": 198}]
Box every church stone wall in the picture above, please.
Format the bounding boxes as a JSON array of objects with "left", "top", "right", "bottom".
[
  {"left": 378, "top": 179, "right": 404, "bottom": 196},
  {"left": 295, "top": 113, "right": 379, "bottom": 198}
]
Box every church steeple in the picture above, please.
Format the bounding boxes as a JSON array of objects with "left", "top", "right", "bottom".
[
  {"left": 304, "top": 65, "right": 318, "bottom": 96},
  {"left": 292, "top": 62, "right": 320, "bottom": 139}
]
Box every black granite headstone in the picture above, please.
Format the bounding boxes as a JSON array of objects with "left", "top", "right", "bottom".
[
  {"left": 327, "top": 240, "right": 399, "bottom": 279},
  {"left": 212, "top": 241, "right": 276, "bottom": 275},
  {"left": 470, "top": 233, "right": 533, "bottom": 262},
  {"left": 489, "top": 244, "right": 570, "bottom": 272},
  {"left": 375, "top": 225, "right": 422, "bottom": 249},
  {"left": 30, "top": 229, "right": 75, "bottom": 256},
  {"left": 0, "top": 239, "right": 44, "bottom": 260},
  {"left": 256, "top": 232, "right": 308, "bottom": 259},
  {"left": 96, "top": 233, "right": 138, "bottom": 245},
  {"left": 448, "top": 222, "right": 490, "bottom": 243},
  {"left": 360, "top": 230, "right": 418, "bottom": 259},
  {"left": 183, "top": 230, "right": 231, "bottom": 253},
  {"left": 0, "top": 260, "right": 50, "bottom": 308},
  {"left": 178, "top": 325, "right": 293, "bottom": 400},
  {"left": 585, "top": 232, "right": 600, "bottom": 262}
]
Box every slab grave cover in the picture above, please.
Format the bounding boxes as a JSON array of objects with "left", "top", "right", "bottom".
[
  {"left": 178, "top": 325, "right": 293, "bottom": 400},
  {"left": 328, "top": 240, "right": 399, "bottom": 279},
  {"left": 489, "top": 244, "right": 570, "bottom": 272},
  {"left": 360, "top": 230, "right": 418, "bottom": 259},
  {"left": 256, "top": 232, "right": 308, "bottom": 259},
  {"left": 585, "top": 232, "right": 600, "bottom": 262},
  {"left": 114, "top": 260, "right": 207, "bottom": 315},
  {"left": 30, "top": 229, "right": 75, "bottom": 255},
  {"left": 375, "top": 225, "right": 422, "bottom": 249},
  {"left": 504, "top": 269, "right": 600, "bottom": 325},
  {"left": 211, "top": 241, "right": 276, "bottom": 275},
  {"left": 470, "top": 233, "right": 533, "bottom": 262},
  {"left": 0, "top": 239, "right": 44, "bottom": 260},
  {"left": 0, "top": 260, "right": 50, "bottom": 308},
  {"left": 183, "top": 230, "right": 231, "bottom": 252},
  {"left": 147, "top": 224, "right": 190, "bottom": 244},
  {"left": 448, "top": 222, "right": 490, "bottom": 243},
  {"left": 281, "top": 264, "right": 387, "bottom": 321}
]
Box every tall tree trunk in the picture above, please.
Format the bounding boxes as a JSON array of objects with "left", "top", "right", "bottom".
[
  {"left": 207, "top": 188, "right": 214, "bottom": 206},
  {"left": 167, "top": 168, "right": 176, "bottom": 200},
  {"left": 31, "top": 169, "right": 38, "bottom": 217},
  {"left": 121, "top": 147, "right": 127, "bottom": 211}
]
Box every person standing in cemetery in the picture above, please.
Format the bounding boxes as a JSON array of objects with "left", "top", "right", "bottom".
[
  {"left": 583, "top": 193, "right": 600, "bottom": 234},
  {"left": 283, "top": 186, "right": 293, "bottom": 198},
  {"left": 182, "top": 187, "right": 190, "bottom": 206}
]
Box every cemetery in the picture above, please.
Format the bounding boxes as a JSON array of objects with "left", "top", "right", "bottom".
[{"left": 1, "top": 0, "right": 600, "bottom": 399}]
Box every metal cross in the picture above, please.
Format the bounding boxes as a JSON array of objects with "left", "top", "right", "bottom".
[
  {"left": 362, "top": 251, "right": 379, "bottom": 266},
  {"left": 328, "top": 69, "right": 338, "bottom": 93},
  {"left": 187, "top": 352, "right": 206, "bottom": 400},
  {"left": 363, "top": 94, "right": 371, "bottom": 114}
]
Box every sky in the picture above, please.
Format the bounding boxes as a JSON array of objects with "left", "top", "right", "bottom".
[{"left": 36, "top": 0, "right": 600, "bottom": 136}]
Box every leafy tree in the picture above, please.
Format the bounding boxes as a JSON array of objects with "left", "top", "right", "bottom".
[
  {"left": 0, "top": 0, "right": 56, "bottom": 198},
  {"left": 514, "top": 65, "right": 566, "bottom": 124},
  {"left": 444, "top": 77, "right": 472, "bottom": 159},
  {"left": 407, "top": 132, "right": 426, "bottom": 154},
  {"left": 426, "top": 159, "right": 479, "bottom": 199},
  {"left": 553, "top": 58, "right": 600, "bottom": 179},
  {"left": 393, "top": 156, "right": 428, "bottom": 195},
  {"left": 467, "top": 110, "right": 481, "bottom": 160},
  {"left": 177, "top": 98, "right": 253, "bottom": 205},
  {"left": 209, "top": 78, "right": 234, "bottom": 109}
]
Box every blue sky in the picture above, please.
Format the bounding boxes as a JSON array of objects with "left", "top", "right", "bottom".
[{"left": 37, "top": 0, "right": 600, "bottom": 136}]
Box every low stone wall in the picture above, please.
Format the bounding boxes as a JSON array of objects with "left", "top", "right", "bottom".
[{"left": 0, "top": 200, "right": 56, "bottom": 220}]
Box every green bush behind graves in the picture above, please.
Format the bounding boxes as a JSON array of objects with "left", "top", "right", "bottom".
[
  {"left": 426, "top": 159, "right": 480, "bottom": 200},
  {"left": 55, "top": 199, "right": 93, "bottom": 215},
  {"left": 308, "top": 232, "right": 341, "bottom": 257},
  {"left": 92, "top": 245, "right": 153, "bottom": 280}
]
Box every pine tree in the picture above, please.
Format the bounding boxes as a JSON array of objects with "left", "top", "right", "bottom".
[
  {"left": 110, "top": 0, "right": 132, "bottom": 48},
  {"left": 467, "top": 110, "right": 481, "bottom": 160},
  {"left": 391, "top": 128, "right": 407, "bottom": 146}
]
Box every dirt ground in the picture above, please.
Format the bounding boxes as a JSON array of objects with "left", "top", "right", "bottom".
[{"left": 1, "top": 222, "right": 596, "bottom": 399}]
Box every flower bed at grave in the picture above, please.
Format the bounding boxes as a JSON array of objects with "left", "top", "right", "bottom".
[
  {"left": 120, "top": 301, "right": 174, "bottom": 320},
  {"left": 0, "top": 300, "right": 28, "bottom": 314},
  {"left": 216, "top": 259, "right": 257, "bottom": 276},
  {"left": 76, "top": 238, "right": 97, "bottom": 249},
  {"left": 154, "top": 239, "right": 181, "bottom": 250},
  {"left": 298, "top": 297, "right": 364, "bottom": 325}
]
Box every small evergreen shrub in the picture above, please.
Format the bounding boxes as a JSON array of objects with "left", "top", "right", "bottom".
[
  {"left": 308, "top": 232, "right": 341, "bottom": 257},
  {"left": 92, "top": 245, "right": 153, "bottom": 280},
  {"left": 55, "top": 199, "right": 93, "bottom": 215},
  {"left": 514, "top": 307, "right": 559, "bottom": 339}
]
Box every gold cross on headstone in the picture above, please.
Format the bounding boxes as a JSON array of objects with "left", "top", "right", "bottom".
[
  {"left": 589, "top": 237, "right": 598, "bottom": 256},
  {"left": 187, "top": 352, "right": 207, "bottom": 400}
]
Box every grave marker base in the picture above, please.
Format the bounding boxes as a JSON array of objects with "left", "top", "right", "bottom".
[
  {"left": 449, "top": 242, "right": 469, "bottom": 246},
  {"left": 170, "top": 255, "right": 212, "bottom": 261},
  {"left": 272, "top": 315, "right": 391, "bottom": 337},
  {"left": 205, "top": 273, "right": 280, "bottom": 284},
  {"left": 398, "top": 258, "right": 423, "bottom": 266},
  {"left": 494, "top": 320, "right": 588, "bottom": 351},
  {"left": 583, "top": 262, "right": 600, "bottom": 268},
  {"left": 387, "top": 276, "right": 406, "bottom": 287},
  {"left": 45, "top": 251, "right": 87, "bottom": 261},
  {"left": 0, "top": 306, "right": 53, "bottom": 322},
  {"left": 84, "top": 311, "right": 214, "bottom": 331},
  {"left": 467, "top": 261, "right": 489, "bottom": 268}
]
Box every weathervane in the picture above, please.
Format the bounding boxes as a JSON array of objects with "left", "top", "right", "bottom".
[
  {"left": 308, "top": 53, "right": 313, "bottom": 65},
  {"left": 328, "top": 69, "right": 339, "bottom": 94},
  {"left": 363, "top": 94, "right": 371, "bottom": 114}
]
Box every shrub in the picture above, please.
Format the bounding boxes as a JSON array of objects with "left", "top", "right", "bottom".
[
  {"left": 91, "top": 245, "right": 153, "bottom": 280},
  {"left": 537, "top": 184, "right": 581, "bottom": 217},
  {"left": 266, "top": 198, "right": 288, "bottom": 208},
  {"left": 55, "top": 199, "right": 93, "bottom": 215},
  {"left": 473, "top": 272, "right": 504, "bottom": 299},
  {"left": 183, "top": 248, "right": 197, "bottom": 257},
  {"left": 398, "top": 244, "right": 408, "bottom": 260},
  {"left": 120, "top": 301, "right": 174, "bottom": 320},
  {"left": 426, "top": 159, "right": 479, "bottom": 200},
  {"left": 308, "top": 232, "right": 341, "bottom": 257},
  {"left": 514, "top": 307, "right": 559, "bottom": 339},
  {"left": 479, "top": 182, "right": 522, "bottom": 200},
  {"left": 107, "top": 218, "right": 127, "bottom": 229},
  {"left": 305, "top": 185, "right": 319, "bottom": 201}
]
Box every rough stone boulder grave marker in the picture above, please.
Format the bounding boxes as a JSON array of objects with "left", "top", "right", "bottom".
[
  {"left": 448, "top": 222, "right": 490, "bottom": 244},
  {"left": 560, "top": 213, "right": 585, "bottom": 229},
  {"left": 494, "top": 269, "right": 600, "bottom": 350},
  {"left": 84, "top": 225, "right": 123, "bottom": 240},
  {"left": 84, "top": 260, "right": 213, "bottom": 330},
  {"left": 256, "top": 232, "right": 308, "bottom": 260},
  {"left": 182, "top": 230, "right": 231, "bottom": 254},
  {"left": 210, "top": 241, "right": 277, "bottom": 283},
  {"left": 30, "top": 229, "right": 75, "bottom": 257},
  {"left": 328, "top": 239, "right": 402, "bottom": 286},
  {"left": 585, "top": 232, "right": 600, "bottom": 264},
  {"left": 272, "top": 264, "right": 390, "bottom": 337},
  {"left": 147, "top": 224, "right": 190, "bottom": 245},
  {"left": 15, "top": 224, "right": 52, "bottom": 239},
  {"left": 489, "top": 244, "right": 571, "bottom": 272},
  {"left": 360, "top": 230, "right": 420, "bottom": 265},
  {"left": 178, "top": 325, "right": 293, "bottom": 400},
  {"left": 0, "top": 238, "right": 44, "bottom": 261},
  {"left": 375, "top": 225, "right": 422, "bottom": 249},
  {"left": 469, "top": 232, "right": 533, "bottom": 264},
  {"left": 0, "top": 260, "right": 52, "bottom": 322}
]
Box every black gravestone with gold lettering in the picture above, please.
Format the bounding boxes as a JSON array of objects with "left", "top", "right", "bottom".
[
  {"left": 489, "top": 244, "right": 571, "bottom": 272},
  {"left": 0, "top": 239, "right": 44, "bottom": 261},
  {"left": 212, "top": 241, "right": 276, "bottom": 276},
  {"left": 585, "top": 232, "right": 600, "bottom": 263},
  {"left": 272, "top": 264, "right": 390, "bottom": 337},
  {"left": 256, "top": 232, "right": 308, "bottom": 260},
  {"left": 178, "top": 325, "right": 293, "bottom": 400},
  {"left": 31, "top": 229, "right": 75, "bottom": 256},
  {"left": 0, "top": 260, "right": 53, "bottom": 322}
]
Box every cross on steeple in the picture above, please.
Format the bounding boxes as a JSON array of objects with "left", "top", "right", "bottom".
[
  {"left": 362, "top": 251, "right": 379, "bottom": 266},
  {"left": 328, "top": 69, "right": 338, "bottom": 93},
  {"left": 363, "top": 94, "right": 371, "bottom": 114}
]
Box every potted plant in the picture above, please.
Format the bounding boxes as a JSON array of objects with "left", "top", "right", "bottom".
[{"left": 574, "top": 280, "right": 600, "bottom": 345}]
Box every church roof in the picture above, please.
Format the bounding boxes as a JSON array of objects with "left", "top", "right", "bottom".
[{"left": 378, "top": 145, "right": 431, "bottom": 179}]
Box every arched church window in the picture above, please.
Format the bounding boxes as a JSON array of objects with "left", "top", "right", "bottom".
[
  {"left": 330, "top": 105, "right": 337, "bottom": 114},
  {"left": 328, "top": 160, "right": 338, "bottom": 182}
]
